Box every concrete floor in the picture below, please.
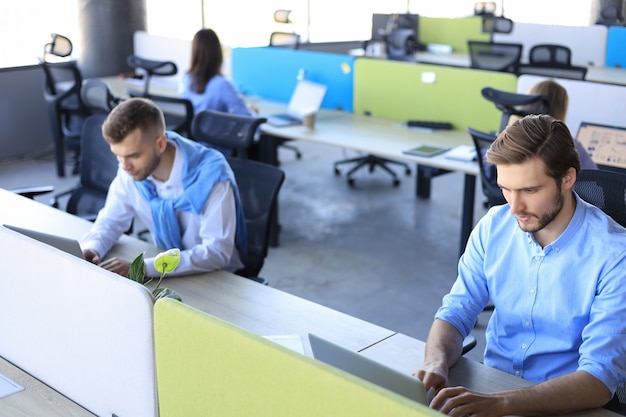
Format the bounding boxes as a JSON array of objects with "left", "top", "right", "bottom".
[{"left": 0, "top": 140, "right": 492, "bottom": 362}]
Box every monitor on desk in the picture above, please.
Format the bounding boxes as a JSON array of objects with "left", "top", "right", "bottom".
[{"left": 575, "top": 121, "right": 626, "bottom": 170}]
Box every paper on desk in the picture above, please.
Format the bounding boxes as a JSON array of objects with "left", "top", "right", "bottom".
[
  {"left": 0, "top": 371, "right": 24, "bottom": 398},
  {"left": 445, "top": 145, "right": 477, "bottom": 161}
]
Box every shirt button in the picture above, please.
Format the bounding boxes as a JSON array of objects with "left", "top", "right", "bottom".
[
  {"left": 522, "top": 343, "right": 528, "bottom": 349},
  {"left": 515, "top": 371, "right": 520, "bottom": 376},
  {"left": 529, "top": 288, "right": 536, "bottom": 294},
  {"left": 535, "top": 255, "right": 541, "bottom": 260},
  {"left": 524, "top": 321, "right": 530, "bottom": 327}
]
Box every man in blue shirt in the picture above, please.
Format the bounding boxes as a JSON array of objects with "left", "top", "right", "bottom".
[{"left": 415, "top": 115, "right": 626, "bottom": 416}]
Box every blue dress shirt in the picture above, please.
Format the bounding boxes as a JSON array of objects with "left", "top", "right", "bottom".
[
  {"left": 179, "top": 74, "right": 251, "bottom": 116},
  {"left": 436, "top": 193, "right": 626, "bottom": 393}
]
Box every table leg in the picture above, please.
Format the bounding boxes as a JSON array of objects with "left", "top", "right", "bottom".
[{"left": 459, "top": 174, "right": 476, "bottom": 257}]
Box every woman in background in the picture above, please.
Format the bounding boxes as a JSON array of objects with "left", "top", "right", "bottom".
[
  {"left": 179, "top": 29, "right": 252, "bottom": 116},
  {"left": 526, "top": 79, "right": 598, "bottom": 170}
]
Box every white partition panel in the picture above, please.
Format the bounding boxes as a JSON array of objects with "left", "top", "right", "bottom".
[
  {"left": 518, "top": 74, "right": 626, "bottom": 135},
  {"left": 494, "top": 23, "right": 608, "bottom": 67},
  {"left": 0, "top": 226, "right": 157, "bottom": 417}
]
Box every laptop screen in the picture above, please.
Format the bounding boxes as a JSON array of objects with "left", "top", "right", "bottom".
[
  {"left": 286, "top": 80, "right": 327, "bottom": 119},
  {"left": 575, "top": 122, "right": 626, "bottom": 170}
]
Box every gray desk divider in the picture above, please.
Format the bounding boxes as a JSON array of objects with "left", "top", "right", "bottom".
[{"left": 0, "top": 226, "right": 157, "bottom": 417}]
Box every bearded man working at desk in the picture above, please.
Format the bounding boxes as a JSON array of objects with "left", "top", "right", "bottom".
[
  {"left": 416, "top": 115, "right": 626, "bottom": 416},
  {"left": 82, "top": 97, "right": 246, "bottom": 277}
]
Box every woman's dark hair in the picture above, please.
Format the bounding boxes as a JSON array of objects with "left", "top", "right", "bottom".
[
  {"left": 188, "top": 29, "right": 223, "bottom": 94},
  {"left": 486, "top": 114, "right": 581, "bottom": 180}
]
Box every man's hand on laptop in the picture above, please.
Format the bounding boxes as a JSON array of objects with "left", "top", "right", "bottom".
[
  {"left": 98, "top": 257, "right": 132, "bottom": 277},
  {"left": 84, "top": 249, "right": 101, "bottom": 265}
]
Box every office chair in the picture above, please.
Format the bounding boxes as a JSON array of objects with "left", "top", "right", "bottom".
[
  {"left": 268, "top": 31, "right": 304, "bottom": 160},
  {"left": 269, "top": 32, "right": 301, "bottom": 49},
  {"left": 50, "top": 113, "right": 119, "bottom": 221},
  {"left": 467, "top": 127, "right": 507, "bottom": 207},
  {"left": 40, "top": 33, "right": 90, "bottom": 177},
  {"left": 127, "top": 89, "right": 194, "bottom": 138},
  {"left": 126, "top": 55, "right": 178, "bottom": 96},
  {"left": 191, "top": 109, "right": 266, "bottom": 158},
  {"left": 480, "top": 86, "right": 550, "bottom": 133},
  {"left": 518, "top": 44, "right": 588, "bottom": 80},
  {"left": 334, "top": 151, "right": 412, "bottom": 187},
  {"left": 227, "top": 156, "right": 285, "bottom": 284},
  {"left": 574, "top": 169, "right": 626, "bottom": 228},
  {"left": 467, "top": 40, "right": 523, "bottom": 74},
  {"left": 81, "top": 78, "right": 123, "bottom": 113}
]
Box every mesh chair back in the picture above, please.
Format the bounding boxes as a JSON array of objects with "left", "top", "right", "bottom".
[
  {"left": 481, "top": 87, "right": 550, "bottom": 133},
  {"left": 66, "top": 114, "right": 119, "bottom": 217},
  {"left": 574, "top": 169, "right": 626, "bottom": 228},
  {"left": 81, "top": 79, "right": 120, "bottom": 113},
  {"left": 467, "top": 127, "right": 507, "bottom": 207},
  {"left": 126, "top": 55, "right": 178, "bottom": 95},
  {"left": 127, "top": 89, "right": 194, "bottom": 138},
  {"left": 191, "top": 110, "right": 266, "bottom": 157},
  {"left": 227, "top": 157, "right": 285, "bottom": 278},
  {"left": 468, "top": 41, "right": 523, "bottom": 73},
  {"left": 519, "top": 44, "right": 587, "bottom": 80}
]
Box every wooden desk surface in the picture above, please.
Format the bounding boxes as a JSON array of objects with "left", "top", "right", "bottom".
[
  {"left": 0, "top": 357, "right": 95, "bottom": 417},
  {"left": 359, "top": 333, "right": 621, "bottom": 417}
]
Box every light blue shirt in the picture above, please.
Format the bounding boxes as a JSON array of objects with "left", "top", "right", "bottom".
[
  {"left": 436, "top": 193, "right": 626, "bottom": 393},
  {"left": 179, "top": 73, "right": 251, "bottom": 116}
]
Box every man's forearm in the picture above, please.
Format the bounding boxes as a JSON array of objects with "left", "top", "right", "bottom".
[{"left": 423, "top": 319, "right": 464, "bottom": 371}]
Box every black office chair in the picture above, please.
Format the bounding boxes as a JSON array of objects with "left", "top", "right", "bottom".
[
  {"left": 518, "top": 44, "right": 588, "bottom": 80},
  {"left": 467, "top": 127, "right": 507, "bottom": 207},
  {"left": 574, "top": 169, "right": 626, "bottom": 228},
  {"left": 40, "top": 33, "right": 90, "bottom": 177},
  {"left": 50, "top": 113, "right": 119, "bottom": 220},
  {"left": 127, "top": 89, "right": 194, "bottom": 138},
  {"left": 191, "top": 109, "right": 266, "bottom": 158},
  {"left": 467, "top": 40, "right": 523, "bottom": 74},
  {"left": 480, "top": 86, "right": 550, "bottom": 133},
  {"left": 227, "top": 156, "right": 285, "bottom": 284},
  {"left": 126, "top": 55, "right": 178, "bottom": 96},
  {"left": 334, "top": 151, "right": 412, "bottom": 187},
  {"left": 81, "top": 78, "right": 123, "bottom": 113}
]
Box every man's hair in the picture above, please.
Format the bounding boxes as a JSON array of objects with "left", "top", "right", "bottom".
[
  {"left": 486, "top": 114, "right": 581, "bottom": 180},
  {"left": 102, "top": 97, "right": 165, "bottom": 144}
]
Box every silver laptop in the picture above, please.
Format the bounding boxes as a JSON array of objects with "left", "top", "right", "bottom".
[
  {"left": 308, "top": 333, "right": 427, "bottom": 405},
  {"left": 266, "top": 80, "right": 327, "bottom": 127},
  {"left": 3, "top": 224, "right": 84, "bottom": 259},
  {"left": 575, "top": 121, "right": 626, "bottom": 170}
]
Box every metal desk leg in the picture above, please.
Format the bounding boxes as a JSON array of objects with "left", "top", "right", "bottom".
[
  {"left": 259, "top": 133, "right": 281, "bottom": 247},
  {"left": 459, "top": 174, "right": 476, "bottom": 257}
]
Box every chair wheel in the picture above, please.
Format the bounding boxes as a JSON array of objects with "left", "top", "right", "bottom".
[
  {"left": 393, "top": 179, "right": 401, "bottom": 187},
  {"left": 405, "top": 168, "right": 411, "bottom": 175},
  {"left": 334, "top": 167, "right": 341, "bottom": 176},
  {"left": 348, "top": 178, "right": 355, "bottom": 187},
  {"left": 296, "top": 152, "right": 302, "bottom": 159}
]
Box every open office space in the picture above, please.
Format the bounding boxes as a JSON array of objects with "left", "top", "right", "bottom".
[{"left": 2, "top": 2, "right": 626, "bottom": 416}]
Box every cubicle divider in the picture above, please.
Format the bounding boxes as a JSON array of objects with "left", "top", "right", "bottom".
[
  {"left": 605, "top": 26, "right": 626, "bottom": 68},
  {"left": 232, "top": 47, "right": 355, "bottom": 112},
  {"left": 518, "top": 74, "right": 626, "bottom": 135},
  {"left": 154, "top": 298, "right": 440, "bottom": 417},
  {"left": 353, "top": 59, "right": 517, "bottom": 133},
  {"left": 0, "top": 226, "right": 158, "bottom": 417},
  {"left": 493, "top": 23, "right": 608, "bottom": 67},
  {"left": 419, "top": 16, "right": 488, "bottom": 52}
]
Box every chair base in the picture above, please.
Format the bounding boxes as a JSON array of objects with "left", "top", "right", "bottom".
[
  {"left": 279, "top": 142, "right": 302, "bottom": 160},
  {"left": 334, "top": 154, "right": 411, "bottom": 187}
]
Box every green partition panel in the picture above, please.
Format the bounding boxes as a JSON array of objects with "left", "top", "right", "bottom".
[
  {"left": 354, "top": 59, "right": 517, "bottom": 133},
  {"left": 419, "top": 16, "right": 488, "bottom": 52},
  {"left": 154, "top": 299, "right": 441, "bottom": 417}
]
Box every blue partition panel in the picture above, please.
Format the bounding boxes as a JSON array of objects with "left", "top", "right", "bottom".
[
  {"left": 232, "top": 47, "right": 354, "bottom": 112},
  {"left": 606, "top": 27, "right": 626, "bottom": 68}
]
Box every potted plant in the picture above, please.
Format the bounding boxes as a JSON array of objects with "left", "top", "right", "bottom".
[{"left": 127, "top": 248, "right": 182, "bottom": 301}]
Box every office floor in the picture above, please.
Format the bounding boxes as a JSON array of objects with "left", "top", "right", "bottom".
[{"left": 0, "top": 140, "right": 492, "bottom": 363}]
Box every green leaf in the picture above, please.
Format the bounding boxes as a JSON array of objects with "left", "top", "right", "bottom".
[
  {"left": 127, "top": 252, "right": 146, "bottom": 284},
  {"left": 153, "top": 287, "right": 182, "bottom": 302}
]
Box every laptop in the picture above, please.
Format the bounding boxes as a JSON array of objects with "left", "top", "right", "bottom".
[
  {"left": 575, "top": 121, "right": 626, "bottom": 170},
  {"left": 308, "top": 333, "right": 427, "bottom": 405},
  {"left": 3, "top": 224, "right": 85, "bottom": 259},
  {"left": 266, "top": 80, "right": 327, "bottom": 127}
]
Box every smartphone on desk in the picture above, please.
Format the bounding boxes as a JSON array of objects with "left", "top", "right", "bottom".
[{"left": 403, "top": 145, "right": 450, "bottom": 157}]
